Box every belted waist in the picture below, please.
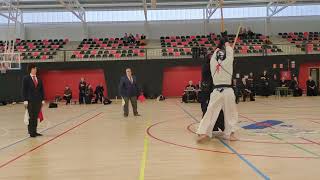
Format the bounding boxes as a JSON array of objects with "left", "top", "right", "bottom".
[{"left": 213, "top": 84, "right": 232, "bottom": 89}]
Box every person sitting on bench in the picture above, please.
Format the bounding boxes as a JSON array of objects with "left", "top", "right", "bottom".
[
  {"left": 182, "top": 81, "right": 197, "bottom": 103},
  {"left": 63, "top": 86, "right": 72, "bottom": 105}
]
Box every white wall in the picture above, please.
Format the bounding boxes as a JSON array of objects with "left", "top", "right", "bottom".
[
  {"left": 0, "top": 23, "right": 25, "bottom": 40},
  {"left": 0, "top": 16, "right": 319, "bottom": 41}
]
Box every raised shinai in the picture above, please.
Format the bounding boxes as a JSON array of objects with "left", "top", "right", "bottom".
[{"left": 197, "top": 34, "right": 238, "bottom": 142}]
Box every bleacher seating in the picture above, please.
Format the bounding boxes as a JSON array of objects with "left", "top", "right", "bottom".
[
  {"left": 279, "top": 32, "right": 320, "bottom": 53},
  {"left": 160, "top": 33, "right": 282, "bottom": 57},
  {"left": 0, "top": 38, "right": 68, "bottom": 61},
  {"left": 71, "top": 36, "right": 146, "bottom": 59}
]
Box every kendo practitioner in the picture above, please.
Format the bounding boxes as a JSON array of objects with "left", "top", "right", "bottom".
[
  {"left": 259, "top": 70, "right": 270, "bottom": 97},
  {"left": 290, "top": 76, "right": 303, "bottom": 97},
  {"left": 197, "top": 32, "right": 238, "bottom": 142},
  {"left": 247, "top": 72, "right": 256, "bottom": 101},
  {"left": 306, "top": 76, "right": 317, "bottom": 96},
  {"left": 199, "top": 54, "right": 225, "bottom": 133},
  {"left": 95, "top": 83, "right": 105, "bottom": 103}
]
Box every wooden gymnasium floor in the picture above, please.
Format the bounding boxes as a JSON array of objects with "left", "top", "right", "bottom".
[{"left": 1, "top": 97, "right": 320, "bottom": 180}]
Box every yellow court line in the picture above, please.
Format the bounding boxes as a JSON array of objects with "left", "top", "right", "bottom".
[
  {"left": 139, "top": 131, "right": 149, "bottom": 180},
  {"left": 139, "top": 108, "right": 151, "bottom": 180}
]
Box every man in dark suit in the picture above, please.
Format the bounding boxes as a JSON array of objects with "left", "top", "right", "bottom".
[
  {"left": 78, "top": 77, "right": 86, "bottom": 104},
  {"left": 22, "top": 64, "right": 45, "bottom": 138},
  {"left": 119, "top": 68, "right": 140, "bottom": 117},
  {"left": 306, "top": 76, "right": 317, "bottom": 96}
]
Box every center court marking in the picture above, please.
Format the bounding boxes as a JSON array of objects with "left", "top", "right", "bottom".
[
  {"left": 176, "top": 103, "right": 270, "bottom": 180},
  {"left": 0, "top": 112, "right": 103, "bottom": 169}
]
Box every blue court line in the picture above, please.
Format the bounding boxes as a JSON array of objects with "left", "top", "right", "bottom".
[
  {"left": 0, "top": 106, "right": 104, "bottom": 152},
  {"left": 176, "top": 103, "right": 270, "bottom": 180}
]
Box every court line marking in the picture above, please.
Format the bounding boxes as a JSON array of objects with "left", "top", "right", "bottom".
[
  {"left": 0, "top": 112, "right": 103, "bottom": 169},
  {"left": 139, "top": 125, "right": 150, "bottom": 180},
  {"left": 269, "top": 134, "right": 320, "bottom": 157},
  {"left": 240, "top": 114, "right": 320, "bottom": 157},
  {"left": 0, "top": 106, "right": 104, "bottom": 153},
  {"left": 177, "top": 103, "right": 270, "bottom": 180},
  {"left": 301, "top": 137, "right": 320, "bottom": 146},
  {"left": 139, "top": 109, "right": 151, "bottom": 180},
  {"left": 147, "top": 120, "right": 319, "bottom": 159},
  {"left": 186, "top": 123, "right": 313, "bottom": 144},
  {"left": 0, "top": 128, "right": 9, "bottom": 137}
]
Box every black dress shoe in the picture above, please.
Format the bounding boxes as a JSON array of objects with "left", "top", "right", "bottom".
[
  {"left": 35, "top": 133, "right": 43, "bottom": 136},
  {"left": 30, "top": 134, "right": 37, "bottom": 138}
]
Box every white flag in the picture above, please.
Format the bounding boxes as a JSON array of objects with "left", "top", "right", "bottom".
[
  {"left": 24, "top": 110, "right": 29, "bottom": 125},
  {"left": 121, "top": 98, "right": 125, "bottom": 107}
]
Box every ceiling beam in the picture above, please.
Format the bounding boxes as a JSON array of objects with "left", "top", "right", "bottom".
[
  {"left": 206, "top": 0, "right": 220, "bottom": 21},
  {"left": 0, "top": 0, "right": 22, "bottom": 23},
  {"left": 57, "top": 0, "right": 86, "bottom": 23},
  {"left": 57, "top": 0, "right": 88, "bottom": 37},
  {"left": 142, "top": 0, "right": 147, "bottom": 21},
  {"left": 267, "top": 0, "right": 297, "bottom": 17}
]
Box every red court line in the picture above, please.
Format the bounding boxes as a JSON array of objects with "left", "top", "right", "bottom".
[
  {"left": 300, "top": 138, "right": 320, "bottom": 146},
  {"left": 147, "top": 120, "right": 319, "bottom": 159},
  {"left": 186, "top": 123, "right": 313, "bottom": 145},
  {"left": 0, "top": 112, "right": 103, "bottom": 169}
]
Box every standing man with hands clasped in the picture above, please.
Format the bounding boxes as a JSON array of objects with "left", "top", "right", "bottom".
[
  {"left": 119, "top": 68, "right": 141, "bottom": 117},
  {"left": 22, "top": 64, "right": 45, "bottom": 138}
]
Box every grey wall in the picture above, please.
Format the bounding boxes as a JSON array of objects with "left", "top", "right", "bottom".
[{"left": 0, "top": 16, "right": 319, "bottom": 41}]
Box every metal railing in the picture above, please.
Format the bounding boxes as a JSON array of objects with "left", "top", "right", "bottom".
[{"left": 18, "top": 43, "right": 319, "bottom": 63}]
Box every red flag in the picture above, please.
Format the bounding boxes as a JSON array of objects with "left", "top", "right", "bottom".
[
  {"left": 38, "top": 109, "right": 44, "bottom": 122},
  {"left": 138, "top": 94, "right": 146, "bottom": 103}
]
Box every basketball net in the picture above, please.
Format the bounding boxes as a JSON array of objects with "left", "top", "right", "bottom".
[{"left": 0, "top": 44, "right": 21, "bottom": 74}]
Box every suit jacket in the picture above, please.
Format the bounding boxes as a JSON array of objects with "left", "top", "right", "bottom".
[
  {"left": 22, "top": 75, "right": 44, "bottom": 103},
  {"left": 119, "top": 75, "right": 139, "bottom": 97}
]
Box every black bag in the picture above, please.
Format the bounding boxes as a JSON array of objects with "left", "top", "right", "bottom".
[
  {"left": 103, "top": 98, "right": 112, "bottom": 105},
  {"left": 49, "top": 102, "right": 58, "bottom": 108}
]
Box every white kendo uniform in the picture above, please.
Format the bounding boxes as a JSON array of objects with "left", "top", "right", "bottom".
[{"left": 197, "top": 45, "right": 238, "bottom": 137}]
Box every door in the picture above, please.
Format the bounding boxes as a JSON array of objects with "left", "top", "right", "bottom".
[{"left": 309, "top": 68, "right": 320, "bottom": 88}]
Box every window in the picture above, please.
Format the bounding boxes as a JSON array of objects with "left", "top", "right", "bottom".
[
  {"left": 147, "top": 9, "right": 203, "bottom": 21},
  {"left": 86, "top": 10, "right": 145, "bottom": 22},
  {"left": 23, "top": 11, "right": 80, "bottom": 23}
]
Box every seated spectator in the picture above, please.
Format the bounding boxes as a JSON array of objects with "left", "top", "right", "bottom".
[
  {"left": 247, "top": 27, "right": 255, "bottom": 38},
  {"left": 129, "top": 33, "right": 136, "bottom": 44},
  {"left": 141, "top": 34, "right": 146, "bottom": 40},
  {"left": 95, "top": 83, "right": 104, "bottom": 103},
  {"left": 264, "top": 37, "right": 272, "bottom": 45},
  {"left": 85, "top": 84, "right": 94, "bottom": 104},
  {"left": 241, "top": 78, "right": 254, "bottom": 102},
  {"left": 124, "top": 33, "right": 129, "bottom": 44},
  {"left": 63, "top": 86, "right": 72, "bottom": 105},
  {"left": 306, "top": 76, "right": 317, "bottom": 96},
  {"left": 182, "top": 80, "right": 197, "bottom": 103},
  {"left": 290, "top": 76, "right": 302, "bottom": 97},
  {"left": 280, "top": 77, "right": 288, "bottom": 87}
]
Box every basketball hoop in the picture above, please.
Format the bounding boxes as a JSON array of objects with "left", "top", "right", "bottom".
[
  {"left": 0, "top": 62, "right": 9, "bottom": 74},
  {"left": 0, "top": 52, "right": 21, "bottom": 73}
]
